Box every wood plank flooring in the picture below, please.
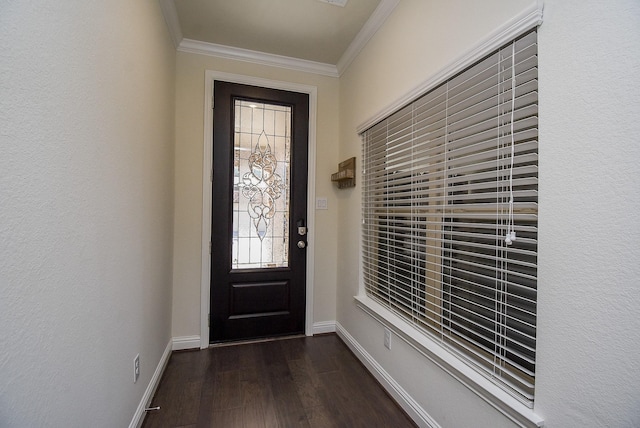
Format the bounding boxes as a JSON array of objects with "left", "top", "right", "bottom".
[{"left": 142, "top": 334, "right": 416, "bottom": 428}]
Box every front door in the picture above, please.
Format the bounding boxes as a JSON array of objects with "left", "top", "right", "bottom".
[{"left": 210, "top": 81, "right": 309, "bottom": 343}]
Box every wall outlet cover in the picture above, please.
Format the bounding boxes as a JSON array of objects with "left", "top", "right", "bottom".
[{"left": 134, "top": 354, "right": 140, "bottom": 383}]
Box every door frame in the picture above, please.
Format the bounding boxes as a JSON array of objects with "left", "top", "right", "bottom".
[{"left": 200, "top": 70, "right": 317, "bottom": 349}]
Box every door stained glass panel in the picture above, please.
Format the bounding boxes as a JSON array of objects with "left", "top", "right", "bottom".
[{"left": 232, "top": 100, "right": 291, "bottom": 269}]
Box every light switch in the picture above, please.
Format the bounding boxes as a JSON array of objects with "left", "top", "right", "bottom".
[{"left": 315, "top": 197, "right": 328, "bottom": 210}]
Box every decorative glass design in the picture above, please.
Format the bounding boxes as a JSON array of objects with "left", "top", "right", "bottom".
[
  {"left": 232, "top": 100, "right": 291, "bottom": 269},
  {"left": 242, "top": 130, "right": 283, "bottom": 240}
]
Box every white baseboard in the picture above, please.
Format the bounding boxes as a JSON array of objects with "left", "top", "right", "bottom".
[
  {"left": 335, "top": 322, "right": 441, "bottom": 428},
  {"left": 173, "top": 327, "right": 332, "bottom": 348},
  {"left": 129, "top": 339, "right": 172, "bottom": 428},
  {"left": 312, "top": 321, "right": 336, "bottom": 335},
  {"left": 172, "top": 335, "right": 201, "bottom": 351}
]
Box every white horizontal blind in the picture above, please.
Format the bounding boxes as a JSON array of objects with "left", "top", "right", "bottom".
[{"left": 362, "top": 30, "right": 538, "bottom": 405}]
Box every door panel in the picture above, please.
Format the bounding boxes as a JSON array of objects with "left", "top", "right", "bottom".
[
  {"left": 229, "top": 281, "right": 289, "bottom": 316},
  {"left": 210, "top": 81, "right": 309, "bottom": 343}
]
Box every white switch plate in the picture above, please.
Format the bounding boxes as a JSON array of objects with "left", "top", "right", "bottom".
[{"left": 315, "top": 197, "right": 328, "bottom": 210}]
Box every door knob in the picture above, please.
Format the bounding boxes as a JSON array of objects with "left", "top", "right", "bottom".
[{"left": 297, "top": 240, "right": 306, "bottom": 249}]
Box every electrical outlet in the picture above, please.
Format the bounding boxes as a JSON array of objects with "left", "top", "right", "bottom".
[
  {"left": 134, "top": 354, "right": 140, "bottom": 383},
  {"left": 384, "top": 328, "right": 391, "bottom": 350}
]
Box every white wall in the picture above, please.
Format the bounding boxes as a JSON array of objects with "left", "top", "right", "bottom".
[
  {"left": 0, "top": 1, "right": 176, "bottom": 426},
  {"left": 535, "top": 0, "right": 640, "bottom": 426},
  {"left": 171, "top": 52, "right": 340, "bottom": 339},
  {"left": 337, "top": 0, "right": 640, "bottom": 427}
]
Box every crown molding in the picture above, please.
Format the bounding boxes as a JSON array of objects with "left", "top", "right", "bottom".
[
  {"left": 160, "top": 0, "right": 400, "bottom": 77},
  {"left": 336, "top": 0, "right": 400, "bottom": 76},
  {"left": 159, "top": 0, "right": 183, "bottom": 48},
  {"left": 178, "top": 39, "right": 339, "bottom": 77}
]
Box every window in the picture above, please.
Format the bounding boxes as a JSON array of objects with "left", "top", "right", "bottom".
[{"left": 362, "top": 30, "right": 538, "bottom": 405}]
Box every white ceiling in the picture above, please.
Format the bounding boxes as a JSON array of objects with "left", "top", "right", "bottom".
[{"left": 161, "top": 0, "right": 399, "bottom": 76}]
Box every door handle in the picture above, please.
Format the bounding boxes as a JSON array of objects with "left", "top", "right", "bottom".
[{"left": 297, "top": 240, "right": 306, "bottom": 249}]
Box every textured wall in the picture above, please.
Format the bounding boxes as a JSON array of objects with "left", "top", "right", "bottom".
[
  {"left": 172, "top": 52, "right": 340, "bottom": 339},
  {"left": 337, "top": 0, "right": 640, "bottom": 426},
  {"left": 0, "top": 1, "right": 176, "bottom": 426},
  {"left": 535, "top": 0, "right": 640, "bottom": 426}
]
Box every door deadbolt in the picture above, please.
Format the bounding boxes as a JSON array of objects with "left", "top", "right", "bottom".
[
  {"left": 297, "top": 240, "right": 306, "bottom": 249},
  {"left": 297, "top": 219, "right": 307, "bottom": 236}
]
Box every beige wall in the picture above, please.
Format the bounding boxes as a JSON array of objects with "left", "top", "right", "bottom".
[
  {"left": 172, "top": 52, "right": 340, "bottom": 338},
  {"left": 0, "top": 1, "right": 176, "bottom": 426}
]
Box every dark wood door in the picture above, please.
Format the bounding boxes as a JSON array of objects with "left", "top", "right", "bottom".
[{"left": 210, "top": 81, "right": 309, "bottom": 343}]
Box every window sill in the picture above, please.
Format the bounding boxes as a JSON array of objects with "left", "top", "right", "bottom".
[{"left": 354, "top": 295, "right": 544, "bottom": 428}]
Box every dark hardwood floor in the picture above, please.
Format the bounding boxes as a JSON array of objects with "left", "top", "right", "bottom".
[{"left": 142, "top": 333, "right": 417, "bottom": 428}]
